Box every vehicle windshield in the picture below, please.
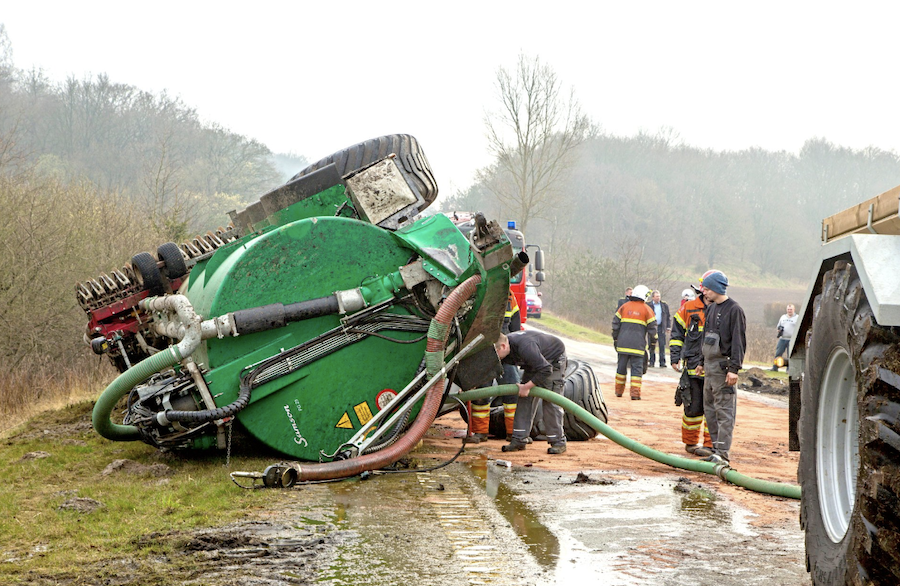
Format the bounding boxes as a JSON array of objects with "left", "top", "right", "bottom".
[
  {"left": 511, "top": 247, "right": 524, "bottom": 284},
  {"left": 526, "top": 285, "right": 537, "bottom": 295}
]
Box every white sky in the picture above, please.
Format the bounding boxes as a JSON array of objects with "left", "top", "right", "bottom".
[{"left": 4, "top": 2, "right": 900, "bottom": 199}]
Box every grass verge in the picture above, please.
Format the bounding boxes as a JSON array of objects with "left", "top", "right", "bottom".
[
  {"left": 0, "top": 400, "right": 288, "bottom": 585},
  {"left": 526, "top": 311, "right": 614, "bottom": 345}
]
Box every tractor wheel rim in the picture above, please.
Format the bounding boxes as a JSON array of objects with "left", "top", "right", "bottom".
[{"left": 816, "top": 346, "right": 859, "bottom": 543}]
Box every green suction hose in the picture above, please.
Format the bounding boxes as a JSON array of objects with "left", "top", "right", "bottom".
[
  {"left": 92, "top": 346, "right": 182, "bottom": 441},
  {"left": 455, "top": 385, "right": 801, "bottom": 500}
]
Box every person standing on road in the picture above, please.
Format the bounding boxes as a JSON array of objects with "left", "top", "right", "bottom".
[
  {"left": 669, "top": 285, "right": 714, "bottom": 457},
  {"left": 771, "top": 304, "right": 798, "bottom": 372},
  {"left": 617, "top": 287, "right": 633, "bottom": 309},
  {"left": 612, "top": 285, "right": 657, "bottom": 400},
  {"left": 495, "top": 329, "right": 568, "bottom": 454},
  {"left": 648, "top": 290, "right": 671, "bottom": 368},
  {"left": 695, "top": 270, "right": 746, "bottom": 465}
]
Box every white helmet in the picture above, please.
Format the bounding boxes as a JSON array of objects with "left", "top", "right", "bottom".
[
  {"left": 632, "top": 285, "right": 651, "bottom": 302},
  {"left": 681, "top": 288, "right": 697, "bottom": 301}
]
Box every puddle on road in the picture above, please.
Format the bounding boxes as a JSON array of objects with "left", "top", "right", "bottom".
[
  {"left": 467, "top": 458, "right": 559, "bottom": 568},
  {"left": 463, "top": 461, "right": 805, "bottom": 585}
]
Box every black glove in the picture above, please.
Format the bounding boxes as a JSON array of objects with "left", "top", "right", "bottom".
[
  {"left": 675, "top": 370, "right": 691, "bottom": 408},
  {"left": 777, "top": 325, "right": 784, "bottom": 338}
]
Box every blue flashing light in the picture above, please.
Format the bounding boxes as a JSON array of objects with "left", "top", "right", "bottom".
[{"left": 507, "top": 220, "right": 517, "bottom": 230}]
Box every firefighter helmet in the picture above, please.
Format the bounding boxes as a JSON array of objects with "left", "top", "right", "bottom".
[
  {"left": 632, "top": 285, "right": 651, "bottom": 302},
  {"left": 681, "top": 288, "right": 696, "bottom": 301}
]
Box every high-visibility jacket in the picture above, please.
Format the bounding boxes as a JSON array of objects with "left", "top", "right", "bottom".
[
  {"left": 669, "top": 296, "right": 706, "bottom": 375},
  {"left": 503, "top": 290, "right": 521, "bottom": 334},
  {"left": 612, "top": 299, "right": 657, "bottom": 356}
]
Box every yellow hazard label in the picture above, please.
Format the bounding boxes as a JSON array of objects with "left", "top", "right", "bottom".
[
  {"left": 336, "top": 412, "right": 353, "bottom": 429},
  {"left": 354, "top": 402, "right": 373, "bottom": 425}
]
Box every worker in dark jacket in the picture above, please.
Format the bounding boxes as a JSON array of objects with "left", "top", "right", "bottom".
[
  {"left": 647, "top": 290, "right": 671, "bottom": 368},
  {"left": 669, "top": 285, "right": 713, "bottom": 457},
  {"left": 695, "top": 270, "right": 746, "bottom": 464},
  {"left": 495, "top": 330, "right": 568, "bottom": 454},
  {"left": 612, "top": 285, "right": 657, "bottom": 400},
  {"left": 616, "top": 287, "right": 633, "bottom": 310}
]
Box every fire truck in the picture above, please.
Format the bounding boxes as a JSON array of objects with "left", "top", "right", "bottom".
[{"left": 446, "top": 213, "right": 544, "bottom": 323}]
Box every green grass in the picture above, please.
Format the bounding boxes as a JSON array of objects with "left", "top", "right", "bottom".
[
  {"left": 0, "top": 401, "right": 290, "bottom": 584},
  {"left": 527, "top": 311, "right": 614, "bottom": 345}
]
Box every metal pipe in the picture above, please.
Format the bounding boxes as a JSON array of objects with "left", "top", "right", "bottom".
[
  {"left": 93, "top": 295, "right": 205, "bottom": 441},
  {"left": 455, "top": 385, "right": 802, "bottom": 500},
  {"left": 294, "top": 274, "right": 483, "bottom": 482}
]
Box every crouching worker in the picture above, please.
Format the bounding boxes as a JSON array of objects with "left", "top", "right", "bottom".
[{"left": 494, "top": 330, "right": 568, "bottom": 454}]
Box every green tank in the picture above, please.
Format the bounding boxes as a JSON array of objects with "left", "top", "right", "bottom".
[{"left": 85, "top": 135, "right": 517, "bottom": 463}]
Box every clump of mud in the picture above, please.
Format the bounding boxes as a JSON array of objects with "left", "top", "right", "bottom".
[
  {"left": 101, "top": 458, "right": 172, "bottom": 477},
  {"left": 572, "top": 471, "right": 616, "bottom": 485},
  {"left": 58, "top": 497, "right": 104, "bottom": 514},
  {"left": 739, "top": 367, "right": 787, "bottom": 396},
  {"left": 150, "top": 520, "right": 350, "bottom": 586}
]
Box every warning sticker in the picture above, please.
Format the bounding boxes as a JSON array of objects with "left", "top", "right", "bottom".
[
  {"left": 336, "top": 412, "right": 353, "bottom": 429},
  {"left": 354, "top": 402, "right": 373, "bottom": 425},
  {"left": 375, "top": 389, "right": 398, "bottom": 411}
]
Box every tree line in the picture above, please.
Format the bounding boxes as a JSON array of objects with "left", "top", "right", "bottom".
[
  {"left": 440, "top": 55, "right": 900, "bottom": 329},
  {"left": 0, "top": 26, "right": 306, "bottom": 412}
]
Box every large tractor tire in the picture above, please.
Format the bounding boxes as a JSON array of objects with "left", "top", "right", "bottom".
[
  {"left": 291, "top": 134, "right": 439, "bottom": 210},
  {"left": 799, "top": 261, "right": 900, "bottom": 585},
  {"left": 489, "top": 359, "right": 608, "bottom": 441}
]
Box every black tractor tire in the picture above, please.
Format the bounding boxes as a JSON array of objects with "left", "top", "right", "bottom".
[
  {"left": 131, "top": 252, "right": 165, "bottom": 296},
  {"left": 157, "top": 242, "right": 188, "bottom": 280},
  {"left": 799, "top": 261, "right": 900, "bottom": 585},
  {"left": 504, "top": 359, "right": 608, "bottom": 441},
  {"left": 290, "top": 134, "right": 439, "bottom": 209}
]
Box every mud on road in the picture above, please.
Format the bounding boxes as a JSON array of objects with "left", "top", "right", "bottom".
[{"left": 149, "top": 366, "right": 806, "bottom": 586}]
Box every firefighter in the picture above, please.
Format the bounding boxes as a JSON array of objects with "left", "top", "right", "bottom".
[
  {"left": 612, "top": 285, "right": 657, "bottom": 400},
  {"left": 669, "top": 284, "right": 714, "bottom": 457},
  {"left": 465, "top": 289, "right": 521, "bottom": 443}
]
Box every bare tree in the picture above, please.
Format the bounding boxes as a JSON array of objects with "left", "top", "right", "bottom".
[{"left": 484, "top": 53, "right": 593, "bottom": 231}]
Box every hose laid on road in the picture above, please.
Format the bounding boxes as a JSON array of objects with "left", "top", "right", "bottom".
[{"left": 454, "top": 384, "right": 802, "bottom": 500}]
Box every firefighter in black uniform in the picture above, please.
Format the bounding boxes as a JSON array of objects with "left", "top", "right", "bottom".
[{"left": 669, "top": 285, "right": 714, "bottom": 457}]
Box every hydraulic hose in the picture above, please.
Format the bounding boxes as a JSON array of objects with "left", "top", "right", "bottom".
[
  {"left": 294, "top": 274, "right": 483, "bottom": 482},
  {"left": 455, "top": 385, "right": 801, "bottom": 500}
]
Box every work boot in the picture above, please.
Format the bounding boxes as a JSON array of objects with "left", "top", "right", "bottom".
[
  {"left": 630, "top": 386, "right": 641, "bottom": 400},
  {"left": 547, "top": 443, "right": 567, "bottom": 454},
  {"left": 464, "top": 433, "right": 489, "bottom": 444},
  {"left": 702, "top": 453, "right": 729, "bottom": 465},
  {"left": 686, "top": 444, "right": 714, "bottom": 457},
  {"left": 770, "top": 365, "right": 779, "bottom": 372},
  {"left": 502, "top": 439, "right": 528, "bottom": 452},
  {"left": 615, "top": 383, "right": 625, "bottom": 397},
  {"left": 505, "top": 435, "right": 533, "bottom": 444}
]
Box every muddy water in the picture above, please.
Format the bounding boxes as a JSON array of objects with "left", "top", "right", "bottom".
[
  {"left": 482, "top": 464, "right": 808, "bottom": 585},
  {"left": 188, "top": 457, "right": 806, "bottom": 585}
]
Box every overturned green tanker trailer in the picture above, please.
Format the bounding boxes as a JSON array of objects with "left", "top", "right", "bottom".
[
  {"left": 77, "top": 135, "right": 522, "bottom": 476},
  {"left": 788, "top": 184, "right": 900, "bottom": 585}
]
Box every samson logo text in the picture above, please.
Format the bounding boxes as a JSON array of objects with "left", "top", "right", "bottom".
[{"left": 283, "top": 404, "right": 308, "bottom": 446}]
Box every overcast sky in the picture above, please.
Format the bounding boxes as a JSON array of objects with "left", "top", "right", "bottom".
[{"left": 4, "top": 2, "right": 900, "bottom": 199}]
